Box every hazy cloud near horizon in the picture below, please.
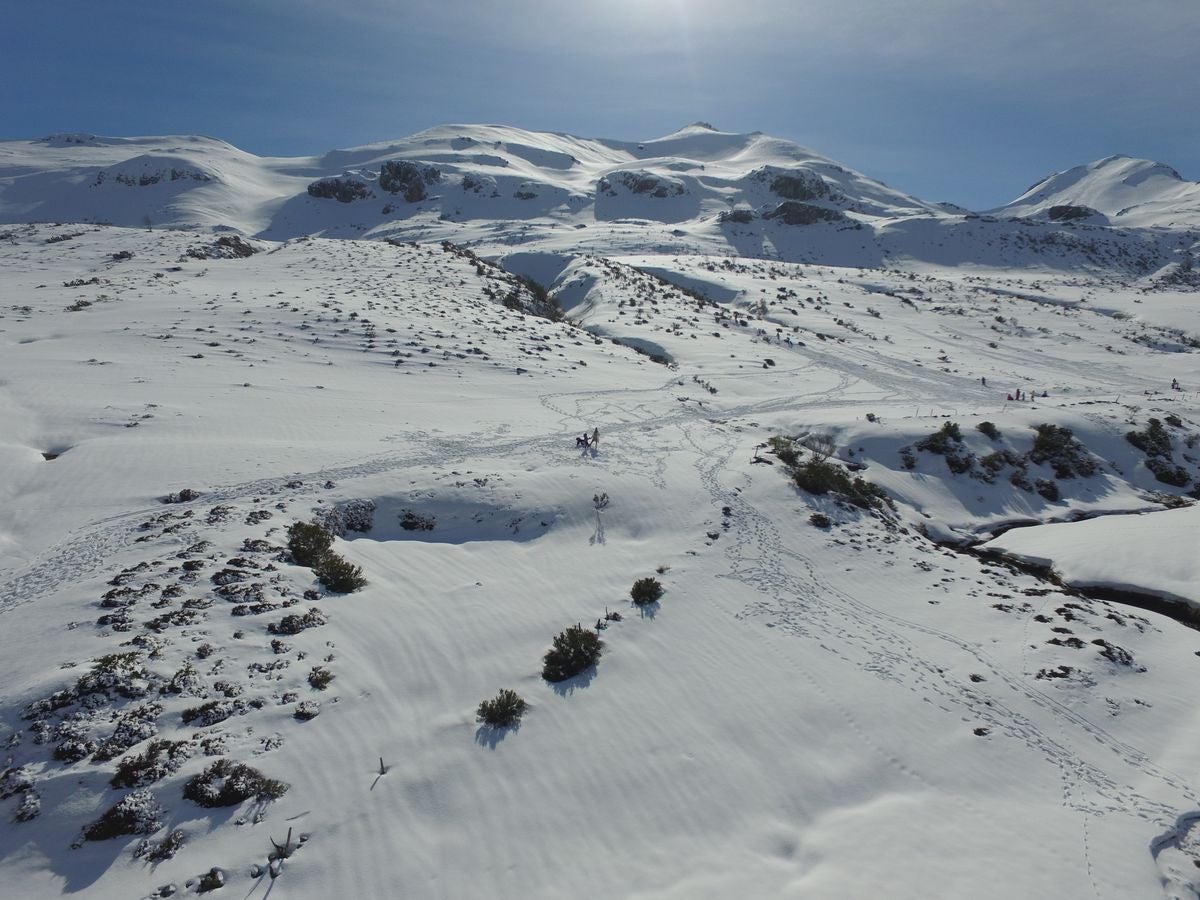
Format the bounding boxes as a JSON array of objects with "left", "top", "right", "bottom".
[{"left": 4, "top": 0, "right": 1197, "bottom": 208}]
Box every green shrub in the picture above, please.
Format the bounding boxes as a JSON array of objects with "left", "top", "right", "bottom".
[
  {"left": 630, "top": 577, "right": 664, "bottom": 604},
  {"left": 313, "top": 552, "right": 366, "bottom": 593},
  {"left": 977, "top": 421, "right": 1001, "bottom": 440},
  {"left": 542, "top": 625, "right": 603, "bottom": 682},
  {"left": 287, "top": 521, "right": 333, "bottom": 567},
  {"left": 477, "top": 689, "right": 527, "bottom": 726}
]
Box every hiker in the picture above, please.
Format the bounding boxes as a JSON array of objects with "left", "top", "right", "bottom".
[
  {"left": 1172, "top": 378, "right": 1181, "bottom": 390},
  {"left": 576, "top": 434, "right": 589, "bottom": 449},
  {"left": 591, "top": 427, "right": 599, "bottom": 448},
  {"left": 1007, "top": 393, "right": 1013, "bottom": 401},
  {"left": 981, "top": 376, "right": 987, "bottom": 387}
]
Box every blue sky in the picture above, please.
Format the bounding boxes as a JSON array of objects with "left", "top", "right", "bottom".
[{"left": 4, "top": 0, "right": 1197, "bottom": 209}]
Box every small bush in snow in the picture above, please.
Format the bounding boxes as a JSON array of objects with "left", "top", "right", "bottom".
[
  {"left": 269, "top": 607, "right": 328, "bottom": 636},
  {"left": 809, "top": 512, "right": 832, "bottom": 528},
  {"left": 307, "top": 666, "right": 334, "bottom": 690},
  {"left": 1035, "top": 479, "right": 1060, "bottom": 501},
  {"left": 916, "top": 422, "right": 963, "bottom": 454},
  {"left": 399, "top": 510, "right": 436, "bottom": 531},
  {"left": 768, "top": 436, "right": 799, "bottom": 467},
  {"left": 83, "top": 789, "right": 163, "bottom": 841},
  {"left": 181, "top": 699, "right": 245, "bottom": 728},
  {"left": 313, "top": 553, "right": 366, "bottom": 593},
  {"left": 476, "top": 689, "right": 527, "bottom": 727},
  {"left": 162, "top": 488, "right": 201, "bottom": 504},
  {"left": 630, "top": 577, "right": 664, "bottom": 605},
  {"left": 977, "top": 421, "right": 1001, "bottom": 440},
  {"left": 542, "top": 625, "right": 603, "bottom": 682},
  {"left": 287, "top": 521, "right": 333, "bottom": 567},
  {"left": 294, "top": 700, "right": 321, "bottom": 720},
  {"left": 183, "top": 759, "right": 288, "bottom": 808},
  {"left": 141, "top": 828, "right": 186, "bottom": 862}
]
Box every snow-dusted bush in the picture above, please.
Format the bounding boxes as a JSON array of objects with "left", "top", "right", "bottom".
[
  {"left": 112, "top": 739, "right": 192, "bottom": 788},
  {"left": 83, "top": 789, "right": 163, "bottom": 841},
  {"left": 542, "top": 625, "right": 603, "bottom": 682},
  {"left": 162, "top": 488, "right": 201, "bottom": 504},
  {"left": 294, "top": 700, "right": 321, "bottom": 721},
  {"left": 93, "top": 702, "right": 163, "bottom": 761},
  {"left": 183, "top": 760, "right": 288, "bottom": 808},
  {"left": 307, "top": 666, "right": 334, "bottom": 690},
  {"left": 315, "top": 499, "right": 376, "bottom": 535},
  {"left": 269, "top": 607, "right": 328, "bottom": 635},
  {"left": 181, "top": 699, "right": 245, "bottom": 728},
  {"left": 313, "top": 553, "right": 366, "bottom": 593},
  {"left": 287, "top": 521, "right": 333, "bottom": 567},
  {"left": 477, "top": 689, "right": 526, "bottom": 727},
  {"left": 75, "top": 652, "right": 151, "bottom": 699},
  {"left": 630, "top": 577, "right": 664, "bottom": 605}
]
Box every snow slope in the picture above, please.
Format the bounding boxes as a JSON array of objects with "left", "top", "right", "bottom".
[
  {"left": 0, "top": 187, "right": 1199, "bottom": 897},
  {"left": 983, "top": 505, "right": 1200, "bottom": 606}
]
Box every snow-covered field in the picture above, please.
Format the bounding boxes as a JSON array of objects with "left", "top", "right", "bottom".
[{"left": 2, "top": 126, "right": 1200, "bottom": 899}]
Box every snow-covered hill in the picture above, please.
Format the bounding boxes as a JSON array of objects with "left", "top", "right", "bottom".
[
  {"left": 1, "top": 128, "right": 1200, "bottom": 900},
  {"left": 995, "top": 155, "right": 1200, "bottom": 230}
]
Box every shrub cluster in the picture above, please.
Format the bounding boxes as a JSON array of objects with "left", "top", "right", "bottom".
[
  {"left": 792, "top": 459, "right": 889, "bottom": 510},
  {"left": 183, "top": 760, "right": 289, "bottom": 808},
  {"left": 287, "top": 520, "right": 366, "bottom": 593},
  {"left": 1029, "top": 424, "right": 1097, "bottom": 478}
]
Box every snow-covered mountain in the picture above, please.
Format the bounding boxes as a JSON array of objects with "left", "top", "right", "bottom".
[{"left": 2, "top": 126, "right": 1196, "bottom": 275}]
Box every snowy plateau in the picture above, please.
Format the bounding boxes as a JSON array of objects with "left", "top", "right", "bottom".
[{"left": 1, "top": 123, "right": 1199, "bottom": 899}]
